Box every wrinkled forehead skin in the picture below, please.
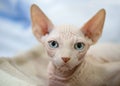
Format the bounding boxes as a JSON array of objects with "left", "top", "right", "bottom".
[{"left": 46, "top": 25, "right": 92, "bottom": 45}]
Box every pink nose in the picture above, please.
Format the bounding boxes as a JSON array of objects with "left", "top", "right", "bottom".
[{"left": 62, "top": 57, "right": 70, "bottom": 63}]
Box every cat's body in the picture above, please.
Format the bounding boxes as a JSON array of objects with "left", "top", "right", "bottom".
[{"left": 30, "top": 4, "right": 120, "bottom": 86}]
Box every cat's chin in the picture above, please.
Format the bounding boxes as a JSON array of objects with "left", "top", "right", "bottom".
[
  {"left": 57, "top": 64, "right": 78, "bottom": 72},
  {"left": 58, "top": 66, "right": 71, "bottom": 72},
  {"left": 52, "top": 64, "right": 80, "bottom": 78}
]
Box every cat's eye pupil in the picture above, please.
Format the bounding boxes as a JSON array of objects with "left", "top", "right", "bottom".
[
  {"left": 49, "top": 41, "right": 59, "bottom": 48},
  {"left": 52, "top": 41, "right": 56, "bottom": 46},
  {"left": 77, "top": 43, "right": 81, "bottom": 48},
  {"left": 74, "top": 42, "right": 85, "bottom": 50}
]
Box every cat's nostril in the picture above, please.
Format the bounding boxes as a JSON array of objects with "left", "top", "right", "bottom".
[{"left": 62, "top": 57, "right": 70, "bottom": 63}]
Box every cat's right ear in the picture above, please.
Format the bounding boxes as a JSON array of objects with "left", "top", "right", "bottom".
[{"left": 31, "top": 4, "right": 54, "bottom": 41}]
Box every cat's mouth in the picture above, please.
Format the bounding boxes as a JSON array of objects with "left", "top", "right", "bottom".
[{"left": 57, "top": 64, "right": 75, "bottom": 72}]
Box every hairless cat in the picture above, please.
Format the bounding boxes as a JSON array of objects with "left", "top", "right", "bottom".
[{"left": 31, "top": 4, "right": 120, "bottom": 86}]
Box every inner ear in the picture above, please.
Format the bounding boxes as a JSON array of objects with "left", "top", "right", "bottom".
[
  {"left": 81, "top": 9, "right": 106, "bottom": 44},
  {"left": 31, "top": 4, "right": 54, "bottom": 40}
]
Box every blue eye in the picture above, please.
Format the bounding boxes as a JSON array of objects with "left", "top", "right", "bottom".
[
  {"left": 74, "top": 42, "right": 85, "bottom": 50},
  {"left": 48, "top": 41, "right": 59, "bottom": 48}
]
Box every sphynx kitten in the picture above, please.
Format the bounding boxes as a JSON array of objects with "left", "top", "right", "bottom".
[{"left": 31, "top": 4, "right": 120, "bottom": 86}]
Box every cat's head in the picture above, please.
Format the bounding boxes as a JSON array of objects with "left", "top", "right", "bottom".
[{"left": 31, "top": 4, "right": 106, "bottom": 71}]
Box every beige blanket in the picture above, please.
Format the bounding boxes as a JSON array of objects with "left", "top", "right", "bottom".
[{"left": 0, "top": 44, "right": 48, "bottom": 86}]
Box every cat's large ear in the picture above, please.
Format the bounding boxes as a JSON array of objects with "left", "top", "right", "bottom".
[
  {"left": 31, "top": 4, "right": 54, "bottom": 40},
  {"left": 81, "top": 9, "right": 106, "bottom": 44}
]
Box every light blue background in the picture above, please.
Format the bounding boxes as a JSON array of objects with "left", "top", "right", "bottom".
[{"left": 0, "top": 0, "right": 120, "bottom": 57}]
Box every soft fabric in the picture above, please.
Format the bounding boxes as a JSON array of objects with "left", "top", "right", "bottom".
[{"left": 0, "top": 45, "right": 48, "bottom": 86}]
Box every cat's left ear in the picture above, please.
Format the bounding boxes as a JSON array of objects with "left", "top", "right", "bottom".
[
  {"left": 31, "top": 4, "right": 54, "bottom": 41},
  {"left": 81, "top": 9, "right": 106, "bottom": 44}
]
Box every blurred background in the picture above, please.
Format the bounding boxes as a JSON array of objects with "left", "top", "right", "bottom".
[{"left": 0, "top": 0, "right": 120, "bottom": 57}]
